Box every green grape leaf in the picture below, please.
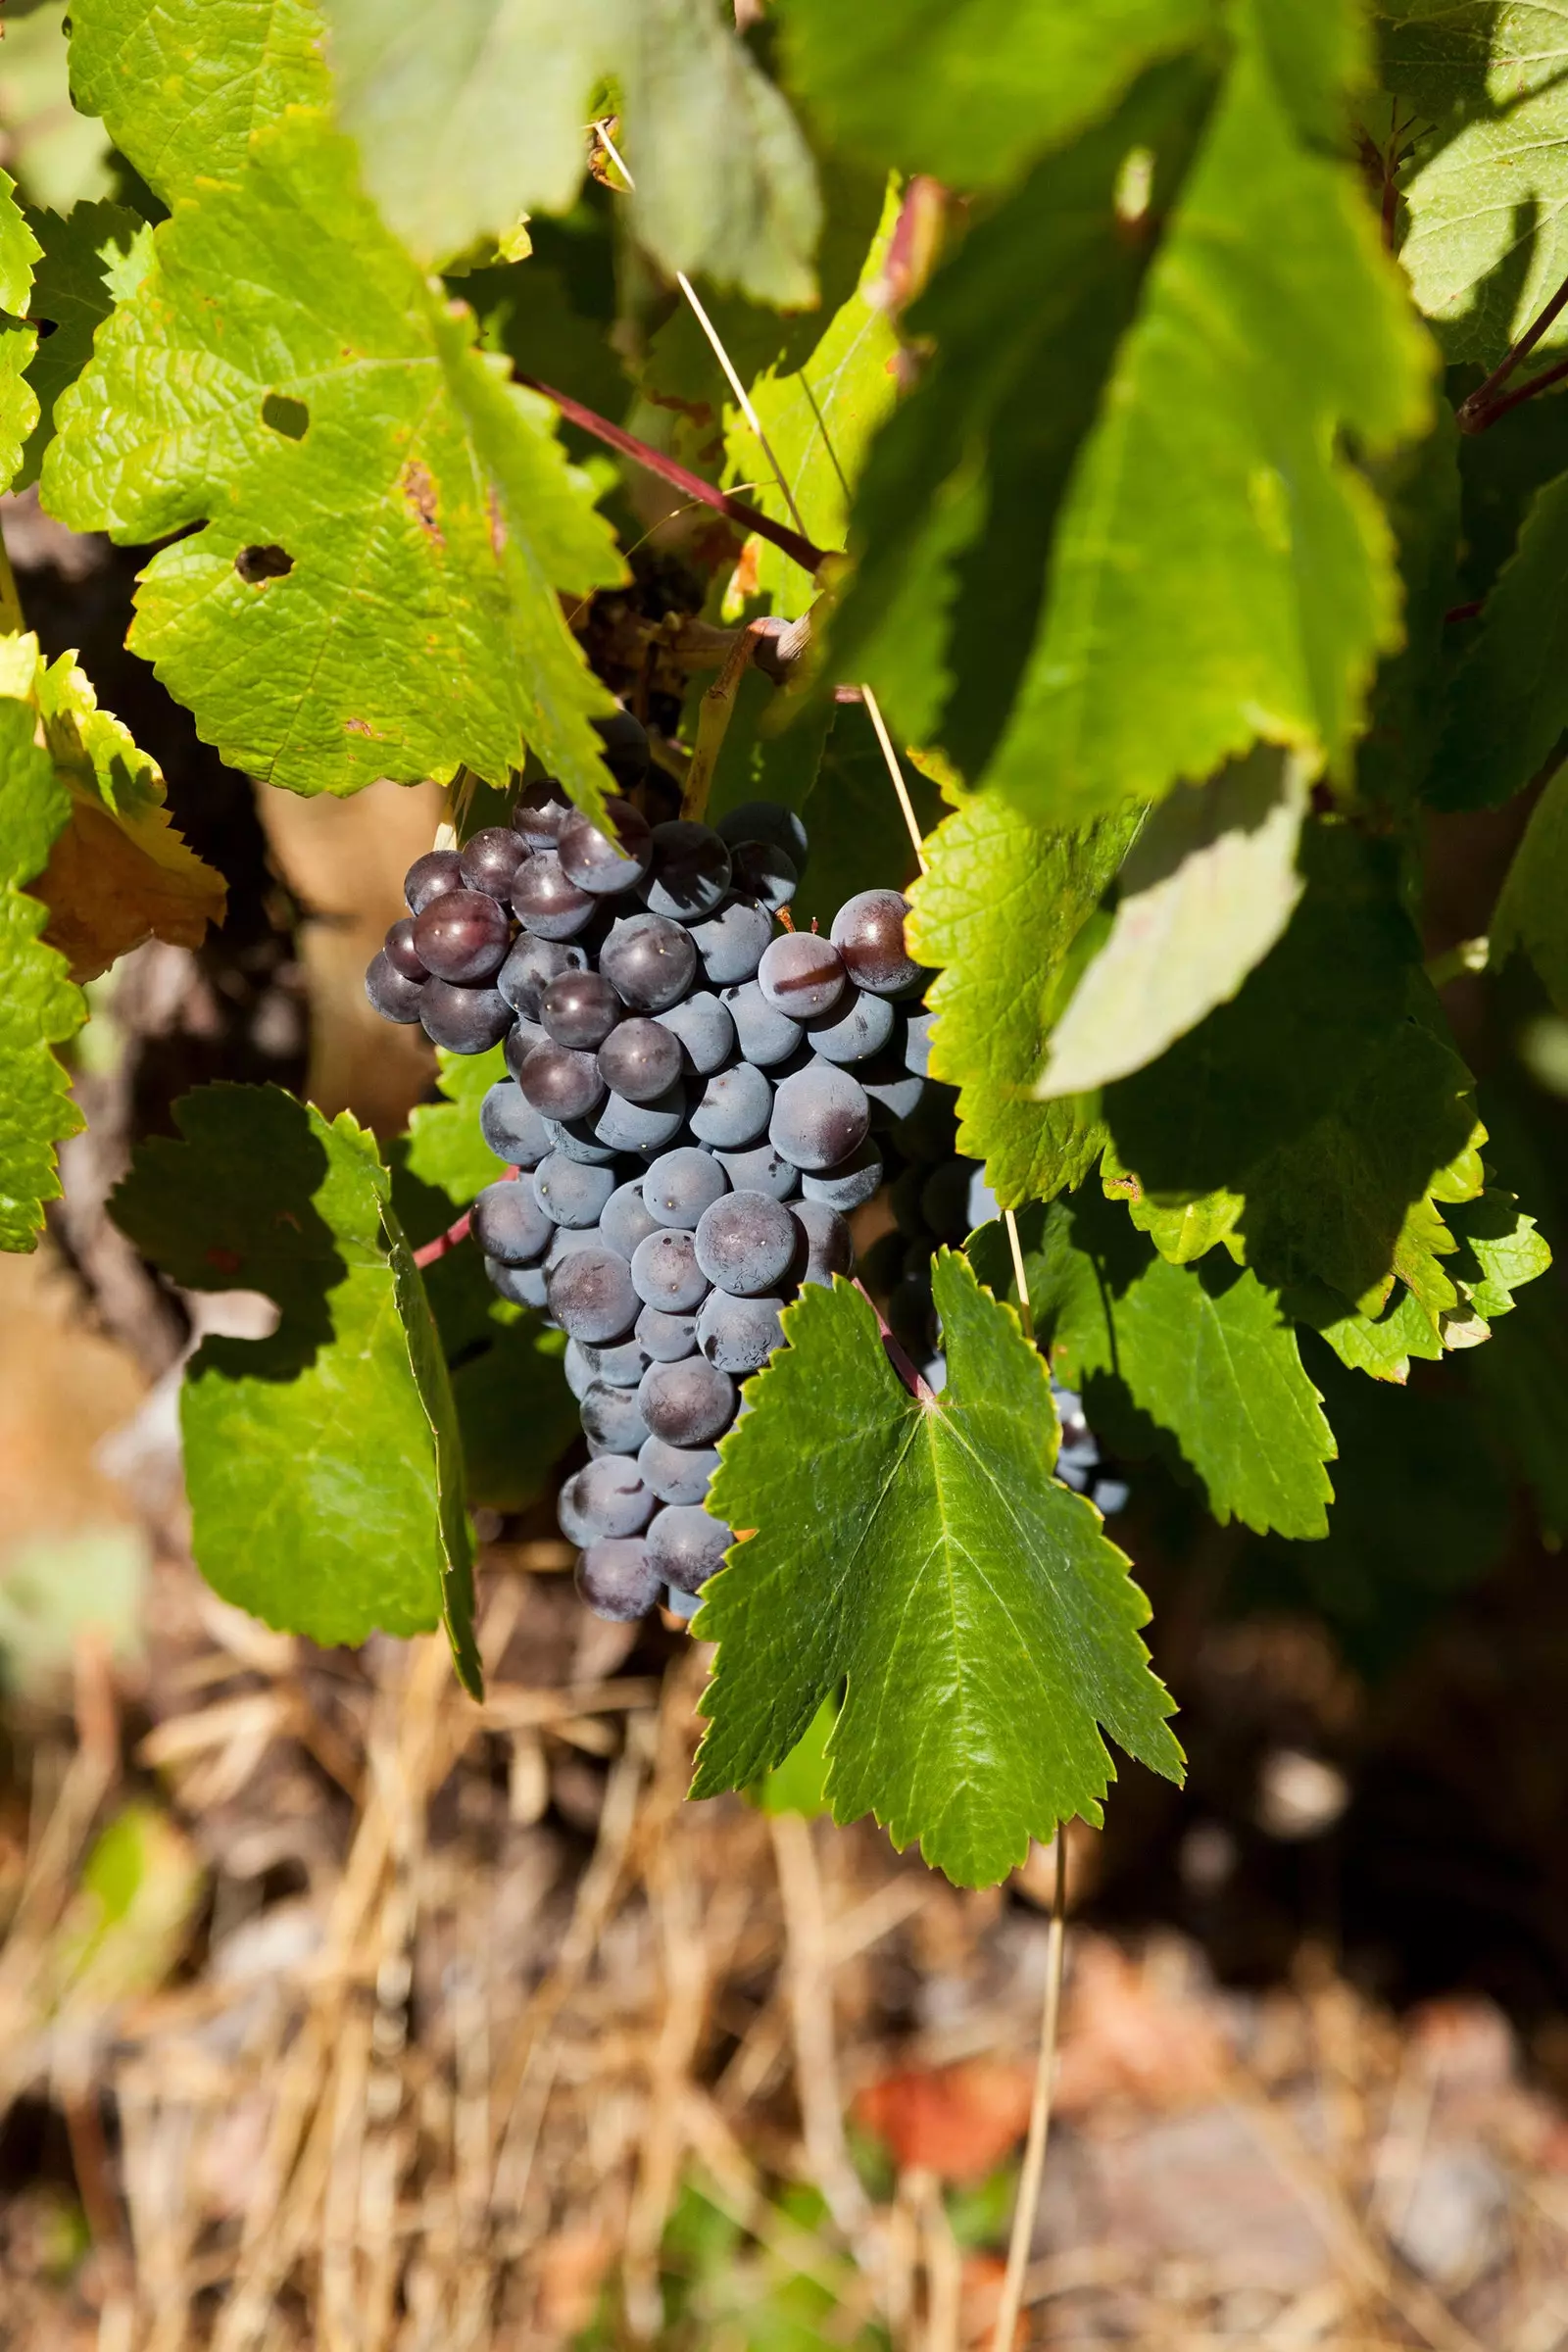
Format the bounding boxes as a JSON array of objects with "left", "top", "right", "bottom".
[
  {"left": 831, "top": 58, "right": 1219, "bottom": 780},
  {"left": 981, "top": 1, "right": 1432, "bottom": 822},
  {"left": 20, "top": 199, "right": 148, "bottom": 492},
  {"left": 1445, "top": 1187, "right": 1552, "bottom": 1331},
  {"left": 0, "top": 691, "right": 85, "bottom": 1251},
  {"left": 0, "top": 167, "right": 41, "bottom": 493},
  {"left": 704, "top": 663, "right": 836, "bottom": 838},
  {"left": 781, "top": 0, "right": 1220, "bottom": 188},
  {"left": 41, "top": 113, "right": 626, "bottom": 811},
  {"left": 1428, "top": 469, "right": 1568, "bottom": 810},
  {"left": 67, "top": 0, "right": 330, "bottom": 203},
  {"left": 750, "top": 1694, "right": 839, "bottom": 1822},
  {"left": 973, "top": 1195, "right": 1336, "bottom": 1540},
  {"left": 724, "top": 180, "right": 901, "bottom": 621},
  {"left": 1290, "top": 1280, "right": 1446, "bottom": 1385},
  {"left": 1383, "top": 0, "right": 1568, "bottom": 367},
  {"left": 691, "top": 1252, "right": 1183, "bottom": 1887},
  {"left": 1355, "top": 408, "right": 1461, "bottom": 812},
  {"left": 320, "top": 0, "right": 820, "bottom": 303},
  {"left": 109, "top": 1084, "right": 480, "bottom": 1690},
  {"left": 906, "top": 792, "right": 1142, "bottom": 1209},
  {"left": 405, "top": 1043, "right": 509, "bottom": 1208},
  {"left": 1037, "top": 747, "right": 1308, "bottom": 1098},
  {"left": 1492, "top": 759, "right": 1568, "bottom": 1007},
  {"left": 0, "top": 633, "right": 225, "bottom": 982}
]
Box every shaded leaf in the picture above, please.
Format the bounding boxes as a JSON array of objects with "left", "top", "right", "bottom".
[
  {"left": 1429, "top": 468, "right": 1568, "bottom": 809},
  {"left": 321, "top": 0, "right": 820, "bottom": 301},
  {"left": 0, "top": 691, "right": 84, "bottom": 1250},
  {"left": 692, "top": 1253, "right": 1183, "bottom": 1887},
  {"left": 110, "top": 1084, "right": 479, "bottom": 1688},
  {"left": 405, "top": 1042, "right": 510, "bottom": 1208},
  {"left": 787, "top": 698, "right": 941, "bottom": 934},
  {"left": 19, "top": 197, "right": 147, "bottom": 491},
  {"left": 1491, "top": 741, "right": 1568, "bottom": 1007},
  {"left": 42, "top": 113, "right": 626, "bottom": 811}
]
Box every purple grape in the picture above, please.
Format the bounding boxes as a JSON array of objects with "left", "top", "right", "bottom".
[
  {"left": 513, "top": 778, "right": 570, "bottom": 848},
  {"left": 576, "top": 1540, "right": 662, "bottom": 1621},
  {"left": 640, "top": 820, "right": 732, "bottom": 924},
  {"left": 903, "top": 1008, "right": 936, "bottom": 1076},
  {"left": 598, "top": 1017, "right": 683, "bottom": 1102},
  {"left": 690, "top": 899, "right": 773, "bottom": 986},
  {"left": 888, "top": 1272, "right": 936, "bottom": 1356},
  {"left": 480, "top": 1081, "right": 551, "bottom": 1168},
  {"left": 580, "top": 1379, "right": 651, "bottom": 1455},
  {"left": 503, "top": 1017, "right": 547, "bottom": 1082},
  {"left": 405, "top": 848, "right": 465, "bottom": 913},
  {"left": 413, "top": 888, "right": 512, "bottom": 983},
  {"left": 471, "top": 1173, "right": 553, "bottom": 1264},
  {"left": 631, "top": 1228, "right": 710, "bottom": 1313},
  {"left": 593, "top": 706, "right": 651, "bottom": 785},
  {"left": 541, "top": 969, "right": 621, "bottom": 1050},
  {"left": 383, "top": 917, "right": 426, "bottom": 980},
  {"left": 517, "top": 1041, "right": 606, "bottom": 1121},
  {"left": 729, "top": 838, "right": 798, "bottom": 912},
  {"left": 486, "top": 1256, "right": 549, "bottom": 1310},
  {"left": 800, "top": 1137, "right": 882, "bottom": 1212},
  {"left": 722, "top": 980, "right": 801, "bottom": 1067},
  {"left": 601, "top": 1179, "right": 661, "bottom": 1260},
  {"left": 807, "top": 987, "right": 895, "bottom": 1065},
  {"left": 636, "top": 1303, "right": 700, "bottom": 1362},
  {"left": 601, "top": 911, "right": 698, "bottom": 1010},
  {"left": 790, "top": 1200, "right": 855, "bottom": 1287},
  {"left": 580, "top": 1333, "right": 656, "bottom": 1388},
  {"left": 646, "top": 1503, "right": 733, "bottom": 1594},
  {"left": 757, "top": 931, "right": 846, "bottom": 1019},
  {"left": 564, "top": 1340, "right": 594, "bottom": 1399},
  {"left": 497, "top": 934, "right": 588, "bottom": 1017},
  {"left": 591, "top": 1085, "right": 686, "bottom": 1154},
  {"left": 420, "top": 979, "right": 513, "bottom": 1053},
  {"left": 769, "top": 1061, "right": 869, "bottom": 1172},
  {"left": 546, "top": 1224, "right": 603, "bottom": 1266},
  {"left": 638, "top": 1356, "right": 737, "bottom": 1446},
  {"left": 688, "top": 1059, "right": 771, "bottom": 1149},
  {"left": 460, "top": 825, "right": 526, "bottom": 900},
  {"left": 637, "top": 1434, "right": 720, "bottom": 1506},
  {"left": 534, "top": 1152, "right": 618, "bottom": 1228},
  {"left": 366, "top": 950, "right": 424, "bottom": 1023},
  {"left": 656, "top": 991, "right": 734, "bottom": 1076},
  {"left": 694, "top": 1190, "right": 797, "bottom": 1297},
  {"left": 920, "top": 1160, "right": 973, "bottom": 1238},
  {"left": 862, "top": 1064, "right": 927, "bottom": 1123},
  {"left": 513, "top": 851, "right": 595, "bottom": 940},
  {"left": 712, "top": 1141, "right": 799, "bottom": 1201},
  {"left": 546, "top": 1244, "right": 640, "bottom": 1344},
  {"left": 666, "top": 1584, "right": 704, "bottom": 1621},
  {"left": 715, "top": 802, "right": 808, "bottom": 874},
  {"left": 831, "top": 890, "right": 921, "bottom": 996},
  {"left": 643, "top": 1147, "right": 728, "bottom": 1230},
  {"left": 558, "top": 797, "right": 654, "bottom": 895},
  {"left": 542, "top": 1115, "right": 618, "bottom": 1166},
  {"left": 697, "top": 1290, "right": 785, "bottom": 1373}
]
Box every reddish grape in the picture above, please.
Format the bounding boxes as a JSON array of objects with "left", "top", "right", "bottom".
[
  {"left": 460, "top": 825, "right": 526, "bottom": 899},
  {"left": 404, "top": 847, "right": 465, "bottom": 913},
  {"left": 366, "top": 950, "right": 424, "bottom": 1023},
  {"left": 413, "top": 888, "right": 511, "bottom": 983},
  {"left": 830, "top": 889, "right": 921, "bottom": 996}
]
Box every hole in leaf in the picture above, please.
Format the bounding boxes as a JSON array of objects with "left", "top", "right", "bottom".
[
  {"left": 261, "top": 391, "right": 308, "bottom": 441},
  {"left": 32, "top": 318, "right": 57, "bottom": 340},
  {"left": 234, "top": 544, "right": 293, "bottom": 584}
]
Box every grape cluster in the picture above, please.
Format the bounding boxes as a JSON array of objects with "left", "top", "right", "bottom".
[{"left": 367, "top": 712, "right": 936, "bottom": 1622}]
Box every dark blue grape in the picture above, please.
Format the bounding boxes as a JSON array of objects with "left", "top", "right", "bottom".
[
  {"left": 471, "top": 1174, "right": 553, "bottom": 1264},
  {"left": 722, "top": 980, "right": 801, "bottom": 1067},
  {"left": 405, "top": 848, "right": 466, "bottom": 913},
  {"left": 486, "top": 1256, "right": 549, "bottom": 1310},
  {"left": 646, "top": 1503, "right": 733, "bottom": 1595},
  {"left": 728, "top": 838, "right": 798, "bottom": 912},
  {"left": 831, "top": 890, "right": 921, "bottom": 996},
  {"left": 518, "top": 1041, "right": 606, "bottom": 1121},
  {"left": 601, "top": 911, "right": 698, "bottom": 1010},
  {"left": 580, "top": 1333, "right": 656, "bottom": 1388},
  {"left": 597, "top": 1017, "right": 683, "bottom": 1103},
  {"left": 564, "top": 1339, "right": 594, "bottom": 1399},
  {"left": 593, "top": 706, "right": 651, "bottom": 785},
  {"left": 757, "top": 932, "right": 846, "bottom": 1019},
  {"left": 576, "top": 1540, "right": 661, "bottom": 1620},
  {"left": 512, "top": 778, "right": 570, "bottom": 850},
  {"left": 631, "top": 1227, "right": 710, "bottom": 1313},
  {"left": 546, "top": 1225, "right": 603, "bottom": 1266},
  {"left": 503, "top": 1016, "right": 548, "bottom": 1083},
  {"left": 601, "top": 1179, "right": 661, "bottom": 1260},
  {"left": 920, "top": 1160, "right": 974, "bottom": 1239},
  {"left": 420, "top": 980, "right": 514, "bottom": 1053},
  {"left": 769, "top": 1061, "right": 870, "bottom": 1172},
  {"left": 460, "top": 825, "right": 526, "bottom": 900},
  {"left": 801, "top": 1138, "right": 882, "bottom": 1212},
  {"left": 690, "top": 899, "right": 773, "bottom": 986},
  {"left": 643, "top": 1147, "right": 728, "bottom": 1230},
  {"left": 715, "top": 802, "right": 808, "bottom": 875},
  {"left": 636, "top": 1301, "right": 699, "bottom": 1361},
  {"left": 806, "top": 987, "right": 895, "bottom": 1065},
  {"left": 638, "top": 1356, "right": 737, "bottom": 1446},
  {"left": 558, "top": 797, "right": 654, "bottom": 895},
  {"left": 888, "top": 1273, "right": 936, "bottom": 1357},
  {"left": 640, "top": 821, "right": 732, "bottom": 923},
  {"left": 790, "top": 1200, "right": 855, "bottom": 1287},
  {"left": 534, "top": 1153, "right": 618, "bottom": 1229},
  {"left": 513, "top": 851, "right": 595, "bottom": 940},
  {"left": 591, "top": 1085, "right": 686, "bottom": 1154},
  {"left": 383, "top": 918, "right": 426, "bottom": 980},
  {"left": 542, "top": 1114, "right": 618, "bottom": 1166},
  {"left": 580, "top": 1379, "right": 651, "bottom": 1455},
  {"left": 712, "top": 1141, "right": 799, "bottom": 1201},
  {"left": 903, "top": 1009, "right": 935, "bottom": 1076},
  {"left": 694, "top": 1190, "right": 797, "bottom": 1297},
  {"left": 967, "top": 1165, "right": 1000, "bottom": 1228},
  {"left": 366, "top": 951, "right": 424, "bottom": 1023},
  {"left": 557, "top": 1471, "right": 598, "bottom": 1546},
  {"left": 541, "top": 969, "right": 621, "bottom": 1049},
  {"left": 688, "top": 1059, "right": 771, "bottom": 1149},
  {"left": 545, "top": 1245, "right": 640, "bottom": 1344},
  {"left": 638, "top": 1434, "right": 720, "bottom": 1506},
  {"left": 413, "top": 889, "right": 511, "bottom": 983},
  {"left": 665, "top": 1584, "right": 704, "bottom": 1621},
  {"left": 480, "top": 1081, "right": 551, "bottom": 1168},
  {"left": 861, "top": 1064, "right": 927, "bottom": 1123},
  {"left": 697, "top": 1290, "right": 784, "bottom": 1372},
  {"left": 497, "top": 934, "right": 588, "bottom": 1018},
  {"left": 656, "top": 991, "right": 734, "bottom": 1076}
]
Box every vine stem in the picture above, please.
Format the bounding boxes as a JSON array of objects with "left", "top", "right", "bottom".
[
  {"left": 990, "top": 1833, "right": 1067, "bottom": 2352},
  {"left": 412, "top": 1167, "right": 518, "bottom": 1270},
  {"left": 1455, "top": 267, "right": 1568, "bottom": 432}
]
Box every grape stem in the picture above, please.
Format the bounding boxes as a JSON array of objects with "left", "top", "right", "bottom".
[
  {"left": 854, "top": 1279, "right": 937, "bottom": 1404},
  {"left": 411, "top": 1166, "right": 520, "bottom": 1270},
  {"left": 1455, "top": 265, "right": 1568, "bottom": 432},
  {"left": 514, "top": 373, "right": 832, "bottom": 576}
]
